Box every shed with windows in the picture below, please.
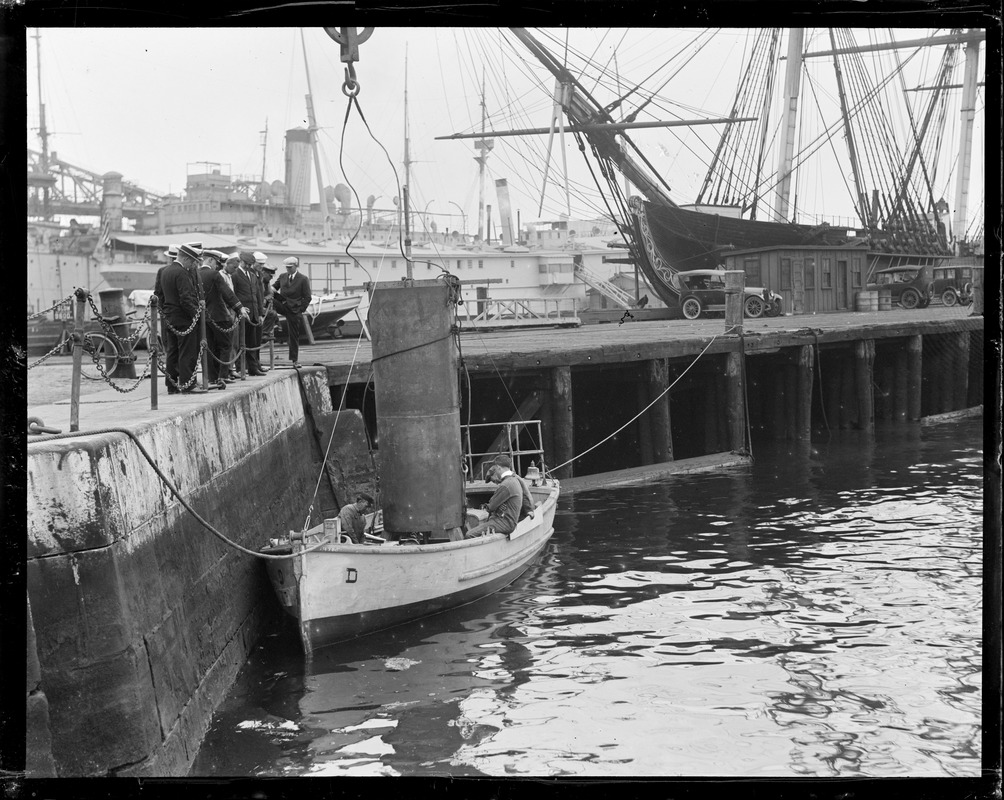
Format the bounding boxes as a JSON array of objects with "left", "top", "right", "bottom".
[{"left": 720, "top": 244, "right": 871, "bottom": 315}]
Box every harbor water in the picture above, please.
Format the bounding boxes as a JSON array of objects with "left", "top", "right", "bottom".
[{"left": 190, "top": 419, "right": 984, "bottom": 778}]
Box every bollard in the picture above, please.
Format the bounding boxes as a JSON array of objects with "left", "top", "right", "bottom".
[
  {"left": 70, "top": 288, "right": 87, "bottom": 432},
  {"left": 269, "top": 334, "right": 275, "bottom": 370},
  {"left": 149, "top": 296, "right": 160, "bottom": 410},
  {"left": 723, "top": 270, "right": 745, "bottom": 335}
]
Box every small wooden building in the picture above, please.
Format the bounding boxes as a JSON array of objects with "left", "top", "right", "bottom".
[{"left": 720, "top": 243, "right": 873, "bottom": 315}]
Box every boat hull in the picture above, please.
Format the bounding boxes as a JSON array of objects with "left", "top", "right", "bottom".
[{"left": 266, "top": 482, "right": 558, "bottom": 653}]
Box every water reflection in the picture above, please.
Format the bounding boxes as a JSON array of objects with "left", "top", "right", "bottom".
[{"left": 191, "top": 420, "right": 983, "bottom": 778}]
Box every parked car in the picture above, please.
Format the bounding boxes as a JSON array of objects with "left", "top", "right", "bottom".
[
  {"left": 931, "top": 265, "right": 975, "bottom": 306},
  {"left": 866, "top": 266, "right": 934, "bottom": 309},
  {"left": 675, "top": 269, "right": 783, "bottom": 320}
]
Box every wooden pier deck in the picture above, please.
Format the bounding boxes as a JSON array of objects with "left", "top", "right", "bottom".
[{"left": 281, "top": 306, "right": 983, "bottom": 385}]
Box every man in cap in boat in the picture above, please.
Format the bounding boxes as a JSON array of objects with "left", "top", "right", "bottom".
[
  {"left": 160, "top": 242, "right": 208, "bottom": 394},
  {"left": 336, "top": 492, "right": 376, "bottom": 544},
  {"left": 198, "top": 250, "right": 249, "bottom": 389},
  {"left": 230, "top": 251, "right": 268, "bottom": 375},
  {"left": 464, "top": 454, "right": 529, "bottom": 539},
  {"left": 271, "top": 256, "right": 313, "bottom": 367}
]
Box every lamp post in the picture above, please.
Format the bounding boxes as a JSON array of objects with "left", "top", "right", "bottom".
[{"left": 448, "top": 201, "right": 467, "bottom": 239}]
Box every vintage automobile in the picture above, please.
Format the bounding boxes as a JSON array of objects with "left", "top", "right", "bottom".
[
  {"left": 930, "top": 265, "right": 975, "bottom": 306},
  {"left": 866, "top": 266, "right": 934, "bottom": 309},
  {"left": 675, "top": 269, "right": 783, "bottom": 320}
]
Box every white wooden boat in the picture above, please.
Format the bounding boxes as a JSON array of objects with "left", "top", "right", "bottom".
[{"left": 264, "top": 473, "right": 558, "bottom": 652}]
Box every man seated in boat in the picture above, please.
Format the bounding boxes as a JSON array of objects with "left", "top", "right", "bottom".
[
  {"left": 337, "top": 492, "right": 375, "bottom": 543},
  {"left": 464, "top": 455, "right": 532, "bottom": 539}
]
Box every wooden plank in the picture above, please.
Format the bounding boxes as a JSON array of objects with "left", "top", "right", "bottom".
[{"left": 560, "top": 451, "right": 753, "bottom": 495}]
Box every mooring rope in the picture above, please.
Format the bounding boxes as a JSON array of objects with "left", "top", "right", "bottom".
[
  {"left": 549, "top": 327, "right": 738, "bottom": 473},
  {"left": 28, "top": 427, "right": 331, "bottom": 561}
]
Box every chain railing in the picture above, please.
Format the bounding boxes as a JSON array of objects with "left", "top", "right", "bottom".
[{"left": 28, "top": 287, "right": 284, "bottom": 432}]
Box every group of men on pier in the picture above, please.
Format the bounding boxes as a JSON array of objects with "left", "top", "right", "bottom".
[{"left": 154, "top": 241, "right": 312, "bottom": 394}]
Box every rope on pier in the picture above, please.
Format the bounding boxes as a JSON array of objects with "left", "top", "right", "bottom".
[{"left": 27, "top": 427, "right": 331, "bottom": 561}]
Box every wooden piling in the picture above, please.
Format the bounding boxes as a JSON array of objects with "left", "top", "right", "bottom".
[
  {"left": 704, "top": 368, "right": 719, "bottom": 453},
  {"left": 771, "top": 359, "right": 787, "bottom": 439},
  {"left": 551, "top": 365, "right": 574, "bottom": 479},
  {"left": 645, "top": 358, "right": 673, "bottom": 462},
  {"left": 724, "top": 271, "right": 745, "bottom": 335},
  {"left": 796, "top": 344, "right": 814, "bottom": 439},
  {"left": 637, "top": 375, "right": 654, "bottom": 466},
  {"left": 929, "top": 336, "right": 948, "bottom": 415},
  {"left": 906, "top": 334, "right": 922, "bottom": 420},
  {"left": 822, "top": 351, "right": 840, "bottom": 433},
  {"left": 855, "top": 338, "right": 875, "bottom": 433},
  {"left": 893, "top": 347, "right": 908, "bottom": 422},
  {"left": 840, "top": 352, "right": 856, "bottom": 429},
  {"left": 953, "top": 331, "right": 970, "bottom": 412},
  {"left": 725, "top": 349, "right": 745, "bottom": 452},
  {"left": 784, "top": 360, "right": 798, "bottom": 440}
]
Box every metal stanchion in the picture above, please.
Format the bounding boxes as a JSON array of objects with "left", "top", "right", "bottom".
[
  {"left": 239, "top": 317, "right": 247, "bottom": 380},
  {"left": 269, "top": 335, "right": 275, "bottom": 369},
  {"left": 149, "top": 296, "right": 160, "bottom": 410},
  {"left": 70, "top": 288, "right": 87, "bottom": 432},
  {"left": 199, "top": 307, "right": 209, "bottom": 390}
]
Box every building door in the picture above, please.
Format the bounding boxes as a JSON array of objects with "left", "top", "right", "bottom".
[
  {"left": 792, "top": 260, "right": 804, "bottom": 314},
  {"left": 836, "top": 260, "right": 848, "bottom": 309},
  {"left": 476, "top": 286, "right": 488, "bottom": 317}
]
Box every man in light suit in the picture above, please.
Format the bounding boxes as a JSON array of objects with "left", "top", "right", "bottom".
[{"left": 271, "top": 256, "right": 313, "bottom": 366}]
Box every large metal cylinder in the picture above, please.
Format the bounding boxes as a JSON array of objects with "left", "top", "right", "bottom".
[
  {"left": 284, "top": 128, "right": 313, "bottom": 211},
  {"left": 370, "top": 278, "right": 463, "bottom": 535}
]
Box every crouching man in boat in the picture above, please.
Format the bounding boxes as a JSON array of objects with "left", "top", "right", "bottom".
[
  {"left": 464, "top": 455, "right": 532, "bottom": 539},
  {"left": 337, "top": 492, "right": 375, "bottom": 543}
]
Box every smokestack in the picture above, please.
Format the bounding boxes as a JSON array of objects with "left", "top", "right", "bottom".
[
  {"left": 101, "top": 172, "right": 124, "bottom": 232},
  {"left": 494, "top": 179, "right": 515, "bottom": 246},
  {"left": 284, "top": 128, "right": 313, "bottom": 211}
]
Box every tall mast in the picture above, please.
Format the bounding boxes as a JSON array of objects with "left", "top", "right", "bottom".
[
  {"left": 259, "top": 118, "right": 268, "bottom": 191},
  {"left": 474, "top": 71, "right": 493, "bottom": 241},
  {"left": 952, "top": 31, "right": 980, "bottom": 253},
  {"left": 773, "top": 28, "right": 803, "bottom": 223},
  {"left": 509, "top": 28, "right": 676, "bottom": 210},
  {"left": 33, "top": 29, "right": 51, "bottom": 220},
  {"left": 300, "top": 29, "right": 331, "bottom": 240},
  {"left": 403, "top": 48, "right": 413, "bottom": 266},
  {"left": 828, "top": 29, "right": 871, "bottom": 228}
]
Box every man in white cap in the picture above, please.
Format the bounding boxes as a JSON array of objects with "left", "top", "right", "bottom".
[
  {"left": 161, "top": 242, "right": 208, "bottom": 393},
  {"left": 271, "top": 256, "right": 312, "bottom": 366},
  {"left": 220, "top": 254, "right": 242, "bottom": 379},
  {"left": 153, "top": 244, "right": 181, "bottom": 355}
]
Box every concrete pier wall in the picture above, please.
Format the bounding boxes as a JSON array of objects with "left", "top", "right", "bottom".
[{"left": 26, "top": 369, "right": 373, "bottom": 776}]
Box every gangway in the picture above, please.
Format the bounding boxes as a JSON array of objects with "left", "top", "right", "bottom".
[{"left": 573, "top": 262, "right": 636, "bottom": 309}]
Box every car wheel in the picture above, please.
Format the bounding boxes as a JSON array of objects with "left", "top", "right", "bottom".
[
  {"left": 681, "top": 296, "right": 702, "bottom": 320},
  {"left": 941, "top": 288, "right": 958, "bottom": 306},
  {"left": 744, "top": 295, "right": 765, "bottom": 318},
  {"left": 900, "top": 288, "right": 920, "bottom": 309}
]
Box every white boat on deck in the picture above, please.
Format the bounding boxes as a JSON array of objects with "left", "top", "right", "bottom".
[{"left": 264, "top": 474, "right": 558, "bottom": 651}]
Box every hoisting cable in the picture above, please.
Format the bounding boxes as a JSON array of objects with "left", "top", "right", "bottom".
[
  {"left": 27, "top": 428, "right": 330, "bottom": 561},
  {"left": 549, "top": 327, "right": 737, "bottom": 474}
]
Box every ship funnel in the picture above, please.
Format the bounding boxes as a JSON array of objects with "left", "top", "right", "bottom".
[
  {"left": 283, "top": 128, "right": 313, "bottom": 211},
  {"left": 369, "top": 278, "right": 464, "bottom": 537},
  {"left": 494, "top": 179, "right": 516, "bottom": 246}
]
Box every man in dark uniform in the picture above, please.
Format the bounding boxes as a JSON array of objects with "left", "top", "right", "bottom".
[
  {"left": 271, "top": 256, "right": 313, "bottom": 366},
  {"left": 161, "top": 242, "right": 207, "bottom": 394},
  {"left": 198, "top": 250, "right": 249, "bottom": 389},
  {"left": 231, "top": 251, "right": 267, "bottom": 375}
]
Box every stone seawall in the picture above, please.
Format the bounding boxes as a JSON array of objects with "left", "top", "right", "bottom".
[{"left": 26, "top": 369, "right": 374, "bottom": 776}]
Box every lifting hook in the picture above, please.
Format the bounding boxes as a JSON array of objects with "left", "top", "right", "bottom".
[{"left": 324, "top": 27, "right": 374, "bottom": 96}]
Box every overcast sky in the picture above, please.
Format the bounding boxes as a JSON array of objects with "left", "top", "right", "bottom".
[{"left": 26, "top": 26, "right": 985, "bottom": 236}]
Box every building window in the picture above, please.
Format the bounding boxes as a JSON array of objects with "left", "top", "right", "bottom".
[
  {"left": 511, "top": 260, "right": 516, "bottom": 269},
  {"left": 805, "top": 259, "right": 815, "bottom": 289},
  {"left": 391, "top": 259, "right": 397, "bottom": 269},
  {"left": 372, "top": 260, "right": 378, "bottom": 271},
  {"left": 467, "top": 259, "right": 473, "bottom": 269},
  {"left": 478, "top": 260, "right": 484, "bottom": 269},
  {"left": 851, "top": 258, "right": 861, "bottom": 288},
  {"left": 781, "top": 258, "right": 792, "bottom": 290},
  {"left": 457, "top": 259, "right": 462, "bottom": 270},
  {"left": 821, "top": 258, "right": 832, "bottom": 289},
  {"left": 743, "top": 257, "right": 761, "bottom": 285}
]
